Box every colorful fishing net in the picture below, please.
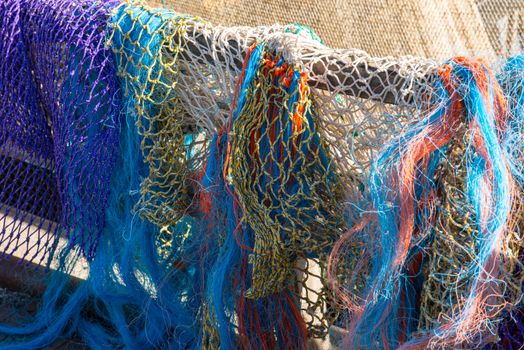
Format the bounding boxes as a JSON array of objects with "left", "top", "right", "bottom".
[
  {"left": 0, "top": 0, "right": 121, "bottom": 263},
  {"left": 0, "top": 0, "right": 524, "bottom": 349}
]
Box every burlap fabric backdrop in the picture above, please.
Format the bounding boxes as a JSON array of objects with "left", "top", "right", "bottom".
[{"left": 151, "top": 0, "right": 522, "bottom": 61}]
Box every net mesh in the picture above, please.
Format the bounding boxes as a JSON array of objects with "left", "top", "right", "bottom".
[
  {"left": 0, "top": 0, "right": 120, "bottom": 264},
  {"left": 108, "top": 4, "right": 197, "bottom": 231},
  {"left": 0, "top": 0, "right": 523, "bottom": 349}
]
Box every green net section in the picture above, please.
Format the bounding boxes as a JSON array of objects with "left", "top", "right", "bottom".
[
  {"left": 108, "top": 2, "right": 206, "bottom": 236},
  {"left": 228, "top": 52, "right": 346, "bottom": 298},
  {"left": 418, "top": 132, "right": 524, "bottom": 336},
  {"left": 418, "top": 139, "right": 480, "bottom": 330}
]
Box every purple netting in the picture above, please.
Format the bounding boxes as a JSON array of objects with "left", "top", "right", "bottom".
[{"left": 0, "top": 0, "right": 120, "bottom": 263}]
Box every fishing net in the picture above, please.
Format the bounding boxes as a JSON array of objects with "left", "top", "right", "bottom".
[
  {"left": 0, "top": 0, "right": 120, "bottom": 265},
  {"left": 0, "top": 0, "right": 523, "bottom": 349}
]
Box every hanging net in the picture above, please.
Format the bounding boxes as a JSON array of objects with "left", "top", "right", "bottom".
[
  {"left": 0, "top": 0, "right": 120, "bottom": 265},
  {"left": 0, "top": 0, "right": 523, "bottom": 349}
]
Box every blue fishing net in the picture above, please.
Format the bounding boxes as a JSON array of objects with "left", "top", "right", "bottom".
[{"left": 0, "top": 0, "right": 121, "bottom": 263}]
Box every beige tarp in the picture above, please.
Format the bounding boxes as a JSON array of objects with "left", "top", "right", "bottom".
[{"left": 152, "top": 0, "right": 523, "bottom": 61}]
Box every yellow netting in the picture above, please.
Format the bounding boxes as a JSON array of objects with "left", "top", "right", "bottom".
[
  {"left": 227, "top": 52, "right": 346, "bottom": 299},
  {"left": 108, "top": 2, "right": 206, "bottom": 235},
  {"left": 418, "top": 132, "right": 524, "bottom": 340}
]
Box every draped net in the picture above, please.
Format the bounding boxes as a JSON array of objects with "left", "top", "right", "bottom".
[
  {"left": 0, "top": 0, "right": 120, "bottom": 264},
  {"left": 0, "top": 0, "right": 523, "bottom": 349}
]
